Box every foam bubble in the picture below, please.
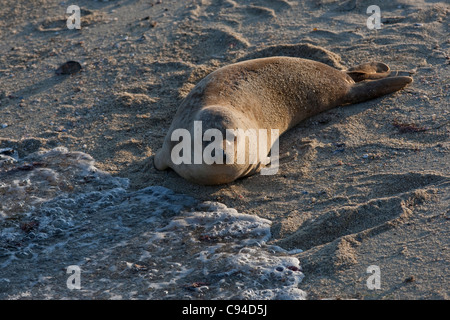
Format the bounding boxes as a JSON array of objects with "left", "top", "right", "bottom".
[{"left": 0, "top": 148, "right": 306, "bottom": 299}]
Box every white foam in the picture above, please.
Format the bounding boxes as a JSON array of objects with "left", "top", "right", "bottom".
[{"left": 0, "top": 148, "right": 306, "bottom": 299}]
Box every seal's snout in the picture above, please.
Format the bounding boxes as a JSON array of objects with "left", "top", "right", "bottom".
[
  {"left": 176, "top": 162, "right": 244, "bottom": 185},
  {"left": 154, "top": 149, "right": 169, "bottom": 170}
]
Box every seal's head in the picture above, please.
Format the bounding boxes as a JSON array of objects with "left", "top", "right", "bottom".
[{"left": 172, "top": 105, "right": 262, "bottom": 185}]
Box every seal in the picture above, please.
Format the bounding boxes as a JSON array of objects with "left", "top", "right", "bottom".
[{"left": 154, "top": 56, "right": 412, "bottom": 185}]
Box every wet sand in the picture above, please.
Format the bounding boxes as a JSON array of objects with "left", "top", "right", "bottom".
[{"left": 0, "top": 0, "right": 449, "bottom": 299}]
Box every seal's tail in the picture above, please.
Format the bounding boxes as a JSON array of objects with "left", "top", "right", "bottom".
[{"left": 344, "top": 76, "right": 413, "bottom": 105}]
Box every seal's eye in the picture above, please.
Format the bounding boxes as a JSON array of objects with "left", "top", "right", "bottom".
[{"left": 209, "top": 148, "right": 227, "bottom": 164}]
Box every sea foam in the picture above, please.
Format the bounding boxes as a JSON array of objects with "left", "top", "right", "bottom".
[{"left": 0, "top": 148, "right": 305, "bottom": 299}]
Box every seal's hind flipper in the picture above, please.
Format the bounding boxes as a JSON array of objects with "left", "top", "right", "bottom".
[
  {"left": 346, "top": 62, "right": 391, "bottom": 82},
  {"left": 344, "top": 76, "right": 413, "bottom": 104}
]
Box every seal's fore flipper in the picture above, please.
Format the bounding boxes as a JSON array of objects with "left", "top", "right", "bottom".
[{"left": 344, "top": 76, "right": 413, "bottom": 105}]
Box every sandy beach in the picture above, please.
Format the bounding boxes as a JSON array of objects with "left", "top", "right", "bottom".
[{"left": 0, "top": 0, "right": 449, "bottom": 299}]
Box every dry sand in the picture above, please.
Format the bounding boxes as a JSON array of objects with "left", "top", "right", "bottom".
[{"left": 0, "top": 0, "right": 449, "bottom": 299}]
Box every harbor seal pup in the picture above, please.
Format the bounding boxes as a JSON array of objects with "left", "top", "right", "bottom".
[{"left": 154, "top": 57, "right": 412, "bottom": 185}]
